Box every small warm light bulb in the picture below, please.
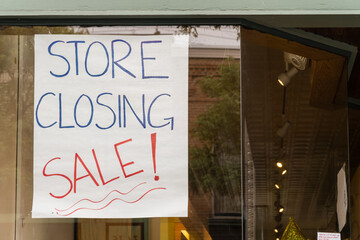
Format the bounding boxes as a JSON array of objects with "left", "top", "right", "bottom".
[
  {"left": 276, "top": 238, "right": 280, "bottom": 240},
  {"left": 274, "top": 229, "right": 279, "bottom": 233},
  {"left": 282, "top": 169, "right": 287, "bottom": 175},
  {"left": 276, "top": 162, "right": 283, "bottom": 168},
  {"left": 277, "top": 67, "right": 298, "bottom": 87},
  {"left": 279, "top": 207, "right": 284, "bottom": 213},
  {"left": 275, "top": 184, "right": 280, "bottom": 189},
  {"left": 180, "top": 230, "right": 190, "bottom": 240}
]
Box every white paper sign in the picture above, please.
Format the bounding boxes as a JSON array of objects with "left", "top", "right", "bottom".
[
  {"left": 32, "top": 34, "right": 188, "bottom": 218},
  {"left": 317, "top": 232, "right": 340, "bottom": 240},
  {"left": 337, "top": 164, "right": 347, "bottom": 231}
]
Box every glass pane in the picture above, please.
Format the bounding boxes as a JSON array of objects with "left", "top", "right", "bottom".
[
  {"left": 0, "top": 26, "right": 241, "bottom": 240},
  {"left": 241, "top": 27, "right": 350, "bottom": 239},
  {"left": 16, "top": 32, "right": 76, "bottom": 240},
  {"left": 0, "top": 35, "right": 18, "bottom": 239}
]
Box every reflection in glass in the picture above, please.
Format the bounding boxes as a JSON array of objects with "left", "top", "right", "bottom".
[
  {"left": 0, "top": 35, "right": 18, "bottom": 240},
  {"left": 241, "top": 28, "right": 350, "bottom": 239},
  {"left": 0, "top": 25, "right": 241, "bottom": 240}
]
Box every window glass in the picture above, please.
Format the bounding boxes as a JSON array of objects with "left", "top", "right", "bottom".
[
  {"left": 0, "top": 25, "right": 351, "bottom": 240},
  {"left": 0, "top": 26, "right": 241, "bottom": 240},
  {"left": 241, "top": 27, "right": 350, "bottom": 239},
  {"left": 0, "top": 35, "right": 18, "bottom": 240}
]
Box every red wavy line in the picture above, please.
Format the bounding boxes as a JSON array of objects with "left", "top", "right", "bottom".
[
  {"left": 56, "top": 187, "right": 166, "bottom": 216},
  {"left": 55, "top": 182, "right": 147, "bottom": 212}
]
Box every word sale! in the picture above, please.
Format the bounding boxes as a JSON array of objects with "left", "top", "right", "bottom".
[{"left": 43, "top": 133, "right": 161, "bottom": 199}]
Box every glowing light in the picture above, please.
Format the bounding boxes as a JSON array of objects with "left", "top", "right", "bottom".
[
  {"left": 275, "top": 184, "right": 280, "bottom": 189},
  {"left": 181, "top": 230, "right": 190, "bottom": 240},
  {"left": 277, "top": 67, "right": 299, "bottom": 87},
  {"left": 276, "top": 162, "right": 283, "bottom": 168},
  {"left": 282, "top": 169, "right": 287, "bottom": 175},
  {"left": 279, "top": 207, "right": 284, "bottom": 213}
]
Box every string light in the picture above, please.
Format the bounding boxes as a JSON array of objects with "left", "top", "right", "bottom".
[
  {"left": 279, "top": 207, "right": 284, "bottom": 213},
  {"left": 276, "top": 162, "right": 283, "bottom": 168},
  {"left": 275, "top": 184, "right": 280, "bottom": 189},
  {"left": 282, "top": 169, "right": 287, "bottom": 175}
]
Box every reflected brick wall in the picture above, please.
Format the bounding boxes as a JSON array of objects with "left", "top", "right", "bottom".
[{"left": 187, "top": 56, "right": 241, "bottom": 240}]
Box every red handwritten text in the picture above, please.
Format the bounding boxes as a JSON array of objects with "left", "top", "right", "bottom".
[{"left": 42, "top": 136, "right": 151, "bottom": 199}]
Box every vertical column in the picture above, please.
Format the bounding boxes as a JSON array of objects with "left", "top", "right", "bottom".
[{"left": 0, "top": 35, "right": 19, "bottom": 240}]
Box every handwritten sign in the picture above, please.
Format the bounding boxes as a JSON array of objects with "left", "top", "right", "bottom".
[
  {"left": 317, "top": 232, "right": 340, "bottom": 240},
  {"left": 32, "top": 35, "right": 189, "bottom": 218}
]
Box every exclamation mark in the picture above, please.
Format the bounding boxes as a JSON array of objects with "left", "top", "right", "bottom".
[{"left": 151, "top": 133, "right": 159, "bottom": 181}]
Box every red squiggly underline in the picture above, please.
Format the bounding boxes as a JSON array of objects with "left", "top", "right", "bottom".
[
  {"left": 56, "top": 187, "right": 166, "bottom": 216},
  {"left": 56, "top": 182, "right": 147, "bottom": 212}
]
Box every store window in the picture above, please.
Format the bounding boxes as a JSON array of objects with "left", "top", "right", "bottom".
[
  {"left": 241, "top": 28, "right": 350, "bottom": 239},
  {"left": 0, "top": 25, "right": 351, "bottom": 240}
]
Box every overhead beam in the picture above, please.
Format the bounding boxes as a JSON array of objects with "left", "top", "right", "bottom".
[{"left": 309, "top": 58, "right": 346, "bottom": 108}]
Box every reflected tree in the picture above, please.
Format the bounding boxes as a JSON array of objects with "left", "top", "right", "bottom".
[
  {"left": 177, "top": 25, "right": 240, "bottom": 39},
  {"left": 0, "top": 26, "right": 88, "bottom": 125},
  {"left": 190, "top": 58, "right": 241, "bottom": 200},
  {"left": 0, "top": 26, "right": 88, "bottom": 150}
]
